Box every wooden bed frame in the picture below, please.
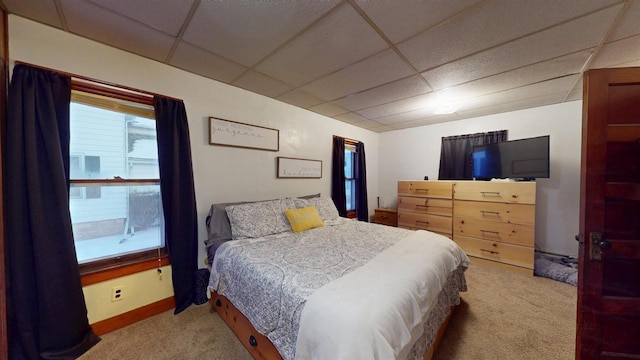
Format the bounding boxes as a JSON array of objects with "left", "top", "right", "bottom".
[{"left": 209, "top": 291, "right": 456, "bottom": 360}]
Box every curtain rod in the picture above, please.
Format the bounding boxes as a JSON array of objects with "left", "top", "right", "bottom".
[
  {"left": 14, "top": 61, "right": 183, "bottom": 103},
  {"left": 333, "top": 135, "right": 361, "bottom": 144}
]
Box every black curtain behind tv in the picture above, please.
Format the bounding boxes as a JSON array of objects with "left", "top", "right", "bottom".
[
  {"left": 4, "top": 64, "right": 100, "bottom": 359},
  {"left": 154, "top": 96, "right": 198, "bottom": 314},
  {"left": 331, "top": 135, "right": 347, "bottom": 217},
  {"left": 355, "top": 142, "right": 368, "bottom": 222},
  {"left": 438, "top": 130, "right": 507, "bottom": 180}
]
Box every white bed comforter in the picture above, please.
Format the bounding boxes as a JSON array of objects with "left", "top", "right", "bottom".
[{"left": 294, "top": 230, "right": 469, "bottom": 360}]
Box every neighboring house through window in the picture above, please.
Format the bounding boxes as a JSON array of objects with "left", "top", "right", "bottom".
[{"left": 69, "top": 85, "right": 164, "bottom": 271}]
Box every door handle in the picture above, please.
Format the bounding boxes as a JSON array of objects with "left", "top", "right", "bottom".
[
  {"left": 589, "top": 232, "right": 611, "bottom": 261},
  {"left": 594, "top": 235, "right": 612, "bottom": 251}
]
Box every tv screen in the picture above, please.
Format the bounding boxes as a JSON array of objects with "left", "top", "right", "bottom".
[{"left": 472, "top": 135, "right": 550, "bottom": 180}]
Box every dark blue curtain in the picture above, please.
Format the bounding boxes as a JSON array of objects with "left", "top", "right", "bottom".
[
  {"left": 154, "top": 96, "right": 198, "bottom": 314},
  {"left": 330, "top": 135, "right": 347, "bottom": 217},
  {"left": 355, "top": 142, "right": 368, "bottom": 222},
  {"left": 4, "top": 64, "right": 100, "bottom": 359},
  {"left": 438, "top": 130, "right": 507, "bottom": 180}
]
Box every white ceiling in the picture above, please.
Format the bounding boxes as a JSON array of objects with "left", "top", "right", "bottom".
[{"left": 4, "top": 0, "right": 640, "bottom": 133}]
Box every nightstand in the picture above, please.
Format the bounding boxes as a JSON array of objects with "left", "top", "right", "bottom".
[{"left": 374, "top": 208, "right": 398, "bottom": 227}]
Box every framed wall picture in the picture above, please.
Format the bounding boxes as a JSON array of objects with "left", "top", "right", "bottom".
[
  {"left": 209, "top": 117, "right": 279, "bottom": 151},
  {"left": 277, "top": 157, "right": 322, "bottom": 178}
]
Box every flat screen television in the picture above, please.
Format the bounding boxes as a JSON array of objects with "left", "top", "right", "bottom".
[{"left": 472, "top": 135, "right": 550, "bottom": 180}]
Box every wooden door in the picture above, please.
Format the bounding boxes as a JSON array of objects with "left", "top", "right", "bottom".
[{"left": 577, "top": 67, "right": 640, "bottom": 359}]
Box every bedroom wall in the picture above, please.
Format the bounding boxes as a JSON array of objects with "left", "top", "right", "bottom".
[
  {"left": 8, "top": 15, "right": 379, "bottom": 321},
  {"left": 378, "top": 101, "right": 582, "bottom": 257}
]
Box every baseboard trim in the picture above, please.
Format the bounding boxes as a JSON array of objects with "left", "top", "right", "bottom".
[{"left": 90, "top": 296, "right": 176, "bottom": 336}]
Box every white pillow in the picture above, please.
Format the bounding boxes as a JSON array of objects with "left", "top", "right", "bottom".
[{"left": 226, "top": 199, "right": 295, "bottom": 239}]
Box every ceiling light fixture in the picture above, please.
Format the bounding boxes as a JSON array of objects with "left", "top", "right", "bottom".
[
  {"left": 433, "top": 102, "right": 458, "bottom": 115},
  {"left": 432, "top": 89, "right": 460, "bottom": 115}
]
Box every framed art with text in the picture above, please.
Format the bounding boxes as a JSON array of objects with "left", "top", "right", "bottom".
[
  {"left": 209, "top": 117, "right": 279, "bottom": 151},
  {"left": 277, "top": 157, "right": 322, "bottom": 178}
]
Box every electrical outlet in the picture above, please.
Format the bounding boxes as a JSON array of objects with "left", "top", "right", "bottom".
[{"left": 111, "top": 286, "right": 124, "bottom": 302}]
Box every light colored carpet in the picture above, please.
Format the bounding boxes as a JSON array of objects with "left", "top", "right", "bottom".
[
  {"left": 434, "top": 261, "right": 577, "bottom": 359},
  {"left": 79, "top": 261, "right": 576, "bottom": 359}
]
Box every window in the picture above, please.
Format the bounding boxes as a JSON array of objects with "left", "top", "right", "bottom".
[
  {"left": 69, "top": 85, "right": 165, "bottom": 272},
  {"left": 344, "top": 144, "right": 356, "bottom": 213}
]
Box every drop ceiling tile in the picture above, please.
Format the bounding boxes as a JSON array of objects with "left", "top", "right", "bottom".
[
  {"left": 309, "top": 102, "right": 349, "bottom": 117},
  {"left": 333, "top": 76, "right": 432, "bottom": 111},
  {"left": 590, "top": 34, "right": 640, "bottom": 69},
  {"left": 276, "top": 89, "right": 324, "bottom": 109},
  {"left": 256, "top": 2, "right": 388, "bottom": 87},
  {"left": 565, "top": 80, "right": 583, "bottom": 102},
  {"left": 367, "top": 124, "right": 394, "bottom": 133},
  {"left": 430, "top": 50, "right": 592, "bottom": 99},
  {"left": 3, "top": 0, "right": 62, "bottom": 28},
  {"left": 613, "top": 59, "right": 640, "bottom": 67},
  {"left": 352, "top": 120, "right": 383, "bottom": 130},
  {"left": 87, "top": 0, "right": 194, "bottom": 36},
  {"left": 372, "top": 107, "right": 437, "bottom": 125},
  {"left": 170, "top": 41, "right": 247, "bottom": 83},
  {"left": 421, "top": 5, "right": 622, "bottom": 89},
  {"left": 456, "top": 75, "right": 579, "bottom": 112},
  {"left": 333, "top": 112, "right": 370, "bottom": 124},
  {"left": 397, "top": 0, "right": 621, "bottom": 72},
  {"left": 183, "top": 0, "right": 339, "bottom": 67},
  {"left": 388, "top": 114, "right": 460, "bottom": 129},
  {"left": 457, "top": 92, "right": 568, "bottom": 120},
  {"left": 355, "top": 0, "right": 481, "bottom": 43},
  {"left": 61, "top": 0, "right": 176, "bottom": 62},
  {"left": 606, "top": 0, "right": 640, "bottom": 42},
  {"left": 300, "top": 49, "right": 414, "bottom": 101},
  {"left": 233, "top": 71, "right": 292, "bottom": 98},
  {"left": 356, "top": 92, "right": 437, "bottom": 119}
]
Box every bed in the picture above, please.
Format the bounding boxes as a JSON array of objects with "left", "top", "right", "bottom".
[{"left": 206, "top": 197, "right": 469, "bottom": 360}]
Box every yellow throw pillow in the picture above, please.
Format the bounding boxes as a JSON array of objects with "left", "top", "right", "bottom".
[{"left": 285, "top": 206, "right": 324, "bottom": 233}]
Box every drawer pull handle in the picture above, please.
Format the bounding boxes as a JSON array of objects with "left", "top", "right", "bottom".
[
  {"left": 480, "top": 191, "right": 501, "bottom": 196},
  {"left": 480, "top": 248, "right": 500, "bottom": 255},
  {"left": 415, "top": 204, "right": 429, "bottom": 208},
  {"left": 416, "top": 220, "right": 429, "bottom": 225},
  {"left": 415, "top": 188, "right": 429, "bottom": 192},
  {"left": 249, "top": 335, "right": 258, "bottom": 347},
  {"left": 480, "top": 211, "right": 500, "bottom": 215},
  {"left": 480, "top": 230, "right": 500, "bottom": 235}
]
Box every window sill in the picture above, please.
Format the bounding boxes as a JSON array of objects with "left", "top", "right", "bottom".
[{"left": 81, "top": 255, "right": 170, "bottom": 286}]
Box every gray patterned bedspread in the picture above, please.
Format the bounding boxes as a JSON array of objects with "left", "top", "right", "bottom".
[{"left": 208, "top": 218, "right": 467, "bottom": 360}]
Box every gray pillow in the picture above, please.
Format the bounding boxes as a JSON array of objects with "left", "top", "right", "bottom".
[
  {"left": 298, "top": 193, "right": 321, "bottom": 199},
  {"left": 226, "top": 199, "right": 296, "bottom": 239},
  {"left": 205, "top": 201, "right": 248, "bottom": 246},
  {"left": 293, "top": 197, "right": 339, "bottom": 221}
]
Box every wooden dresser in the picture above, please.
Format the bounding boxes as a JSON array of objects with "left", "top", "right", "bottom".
[
  {"left": 453, "top": 181, "right": 536, "bottom": 275},
  {"left": 373, "top": 208, "right": 398, "bottom": 226},
  {"left": 397, "top": 181, "right": 454, "bottom": 238}
]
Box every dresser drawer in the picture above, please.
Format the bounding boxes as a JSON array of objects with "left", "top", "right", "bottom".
[
  {"left": 398, "top": 212, "right": 452, "bottom": 234},
  {"left": 454, "top": 200, "right": 535, "bottom": 225},
  {"left": 454, "top": 235, "right": 534, "bottom": 269},
  {"left": 374, "top": 208, "right": 397, "bottom": 226},
  {"left": 398, "top": 196, "right": 452, "bottom": 217},
  {"left": 398, "top": 181, "right": 453, "bottom": 199},
  {"left": 454, "top": 181, "right": 536, "bottom": 204},
  {"left": 453, "top": 216, "right": 534, "bottom": 247}
]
